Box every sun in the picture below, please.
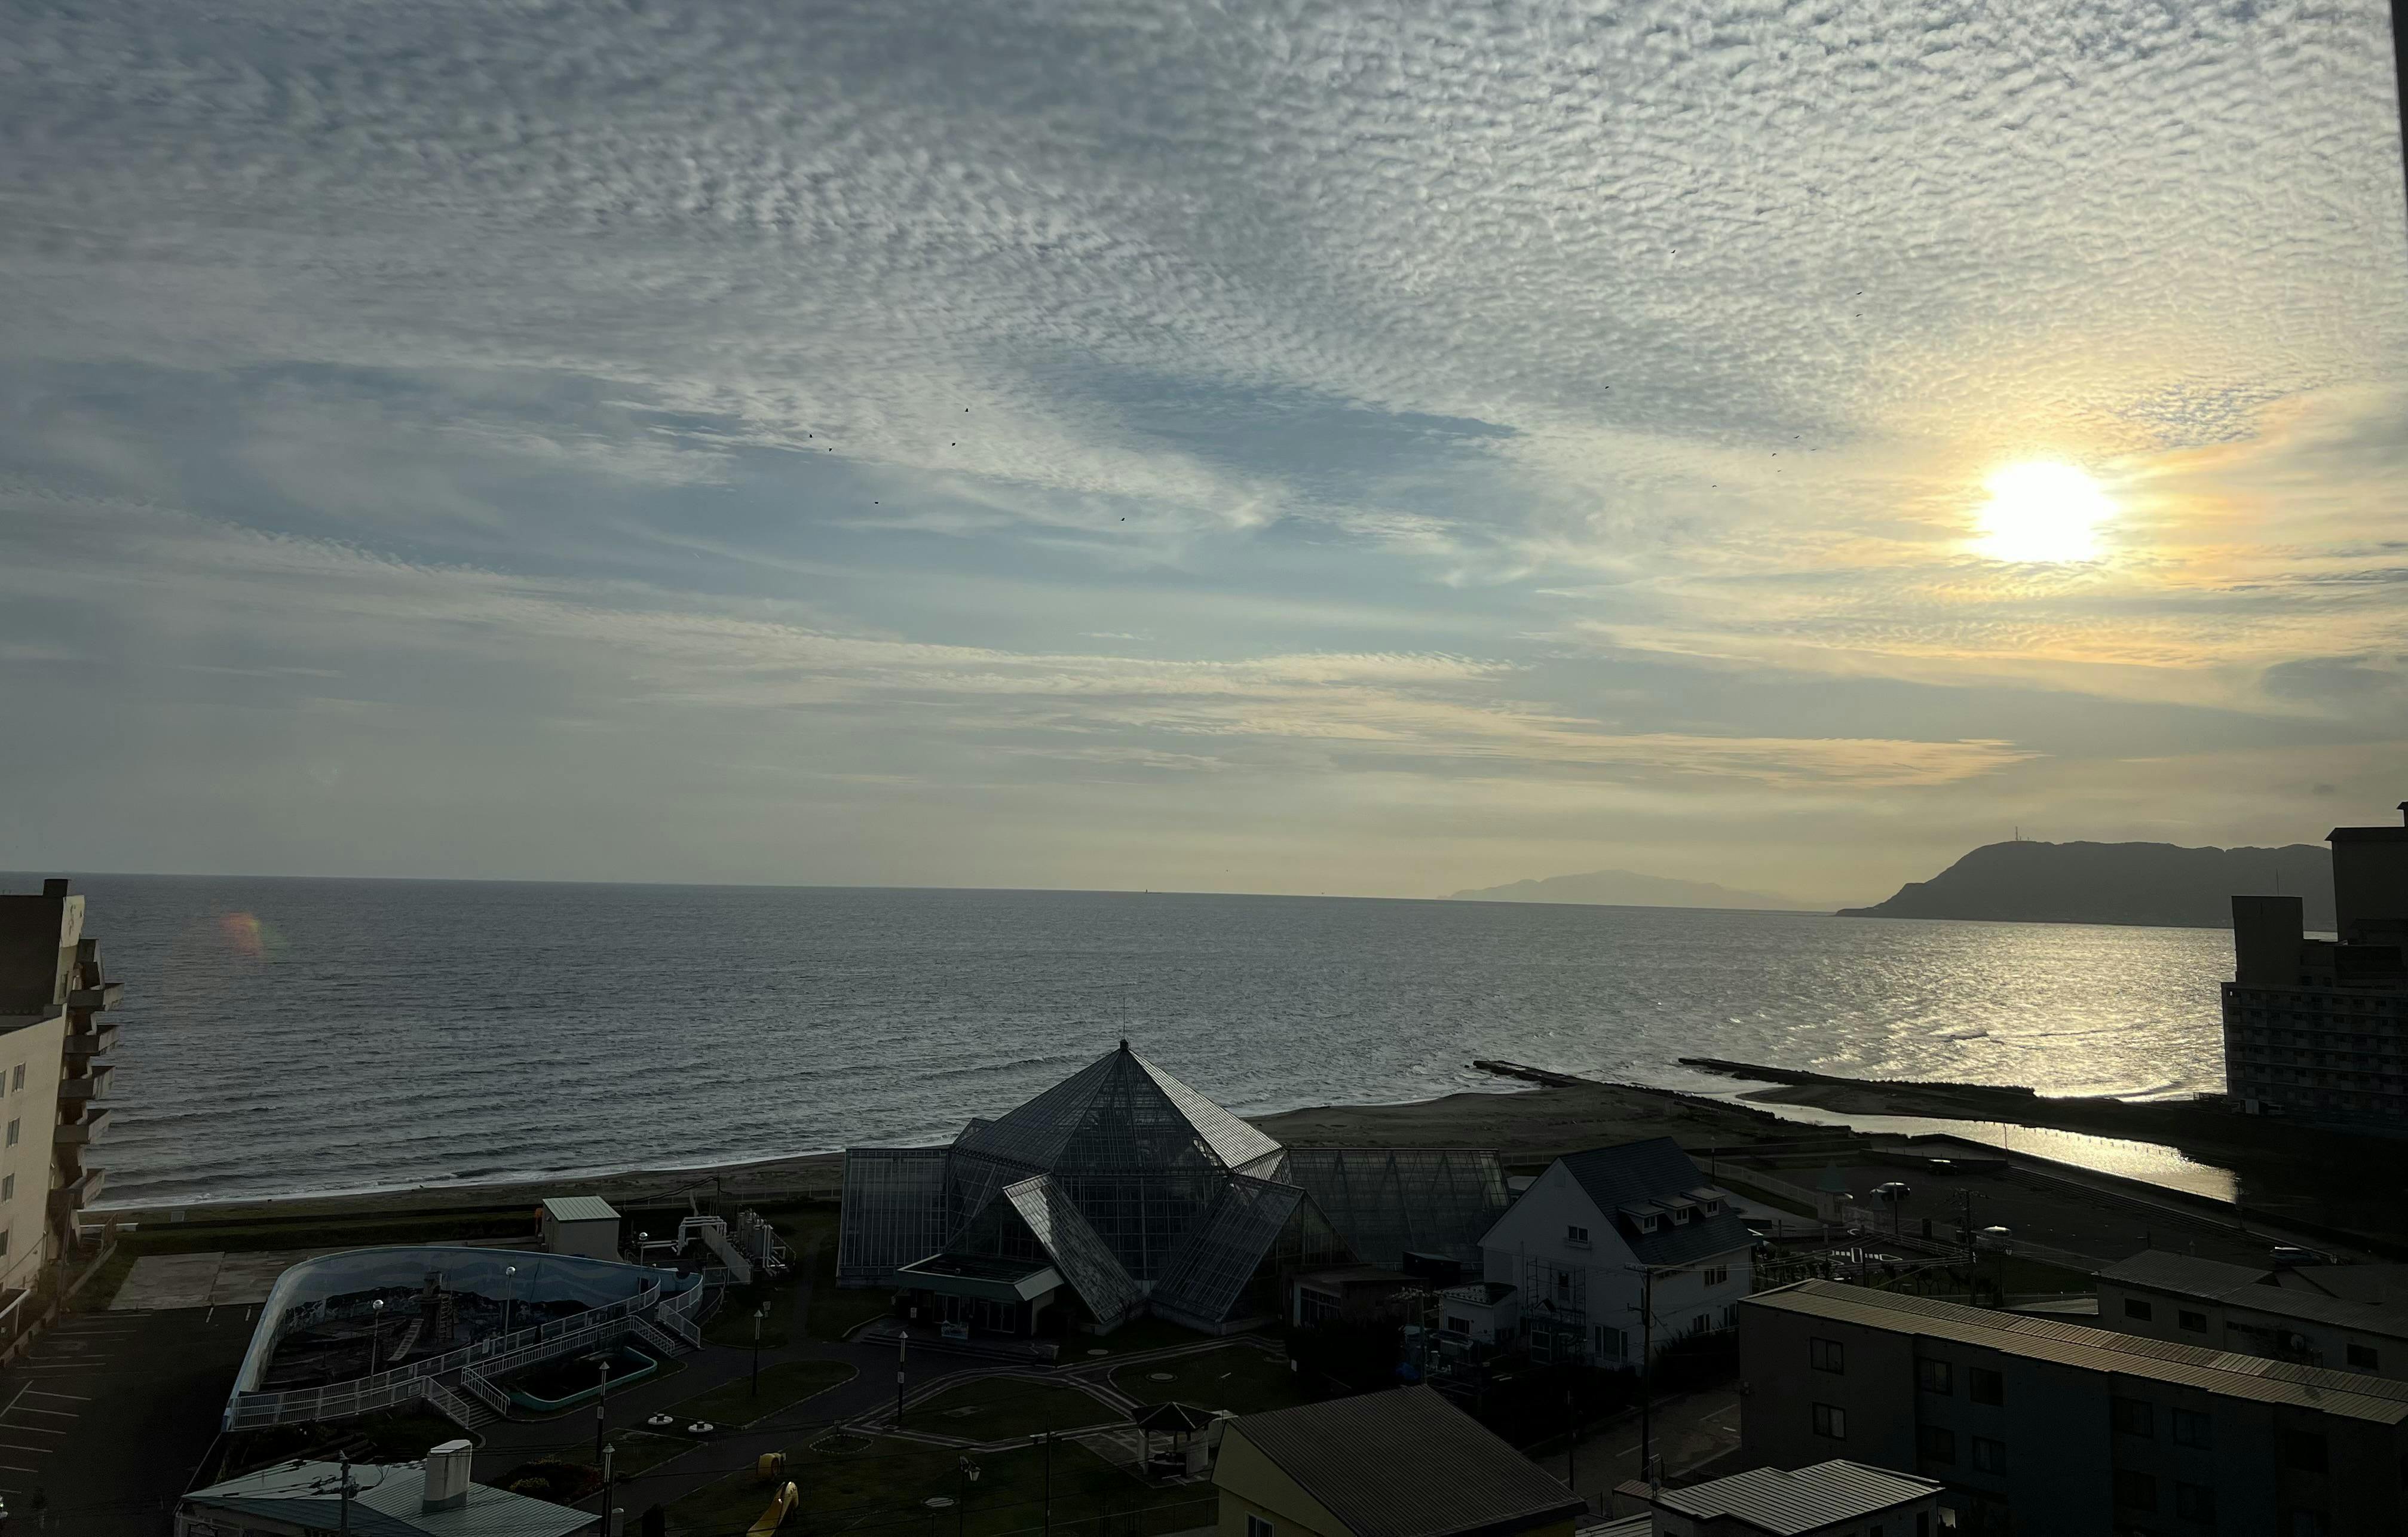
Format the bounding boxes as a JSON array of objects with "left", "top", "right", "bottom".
[{"left": 1972, "top": 461, "right": 2113, "bottom": 563}]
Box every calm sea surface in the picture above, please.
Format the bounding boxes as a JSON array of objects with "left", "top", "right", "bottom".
[{"left": 39, "top": 876, "right": 2238, "bottom": 1208}]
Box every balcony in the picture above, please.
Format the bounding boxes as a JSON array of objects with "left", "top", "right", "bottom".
[
  {"left": 54, "top": 1108, "right": 112, "bottom": 1146},
  {"left": 62, "top": 1024, "right": 117, "bottom": 1060},
  {"left": 66, "top": 982, "right": 123, "bottom": 1012},
  {"left": 58, "top": 1067, "right": 112, "bottom": 1102},
  {"left": 47, "top": 1167, "right": 103, "bottom": 1221}
]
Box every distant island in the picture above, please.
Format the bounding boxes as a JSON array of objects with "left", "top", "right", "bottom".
[
  {"left": 1838, "top": 840, "right": 2335, "bottom": 929},
  {"left": 1448, "top": 868, "right": 1824, "bottom": 911}
]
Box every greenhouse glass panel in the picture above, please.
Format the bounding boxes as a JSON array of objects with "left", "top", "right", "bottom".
[
  {"left": 835, "top": 1146, "right": 951, "bottom": 1284},
  {"left": 1282, "top": 1148, "right": 1508, "bottom": 1266},
  {"left": 1003, "top": 1174, "right": 1142, "bottom": 1331},
  {"left": 1150, "top": 1174, "right": 1302, "bottom": 1330}
]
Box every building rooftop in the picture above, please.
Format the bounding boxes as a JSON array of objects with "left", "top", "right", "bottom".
[
  {"left": 1646, "top": 1461, "right": 1942, "bottom": 1536},
  {"left": 539, "top": 1196, "right": 618, "bottom": 1223},
  {"left": 1556, "top": 1138, "right": 1753, "bottom": 1266},
  {"left": 1749, "top": 1281, "right": 2408, "bottom": 1424},
  {"left": 2100, "top": 1248, "right": 2408, "bottom": 1342},
  {"left": 1220, "top": 1386, "right": 1583, "bottom": 1537},
  {"left": 186, "top": 1458, "right": 595, "bottom": 1537}
]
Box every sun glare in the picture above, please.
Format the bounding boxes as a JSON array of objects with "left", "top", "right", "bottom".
[{"left": 1972, "top": 461, "right": 2113, "bottom": 563}]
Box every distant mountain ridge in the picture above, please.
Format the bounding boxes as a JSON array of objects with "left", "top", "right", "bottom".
[
  {"left": 1449, "top": 868, "right": 1823, "bottom": 911},
  {"left": 1838, "top": 840, "right": 2335, "bottom": 929}
]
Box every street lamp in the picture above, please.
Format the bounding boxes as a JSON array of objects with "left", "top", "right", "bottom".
[
  {"left": 752, "top": 1300, "right": 769, "bottom": 1398},
  {"left": 370, "top": 1297, "right": 387, "bottom": 1376},
  {"left": 504, "top": 1265, "right": 518, "bottom": 1337},
  {"left": 956, "top": 1457, "right": 981, "bottom": 1537}
]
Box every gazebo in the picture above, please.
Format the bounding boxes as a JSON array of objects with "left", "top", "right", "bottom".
[{"left": 1132, "top": 1399, "right": 1218, "bottom": 1477}]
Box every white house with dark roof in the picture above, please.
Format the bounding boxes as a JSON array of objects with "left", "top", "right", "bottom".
[{"left": 1477, "top": 1137, "right": 1753, "bottom": 1367}]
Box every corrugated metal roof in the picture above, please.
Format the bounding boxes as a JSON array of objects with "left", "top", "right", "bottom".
[
  {"left": 539, "top": 1195, "right": 619, "bottom": 1223},
  {"left": 1221, "top": 1386, "right": 1584, "bottom": 1537},
  {"left": 1749, "top": 1283, "right": 2408, "bottom": 1424},
  {"left": 2101, "top": 1250, "right": 2408, "bottom": 1340},
  {"left": 1653, "top": 1460, "right": 1940, "bottom": 1535},
  {"left": 187, "top": 1460, "right": 598, "bottom": 1537},
  {"left": 2098, "top": 1250, "right": 2272, "bottom": 1295}
]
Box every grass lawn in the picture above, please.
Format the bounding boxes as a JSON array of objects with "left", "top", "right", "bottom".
[
  {"left": 666, "top": 1428, "right": 1213, "bottom": 1537},
  {"left": 669, "top": 1359, "right": 859, "bottom": 1428},
  {"left": 1110, "top": 1345, "right": 1314, "bottom": 1415},
  {"left": 910, "top": 1377, "right": 1122, "bottom": 1440}
]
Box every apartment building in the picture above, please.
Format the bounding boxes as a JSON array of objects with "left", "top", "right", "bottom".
[
  {"left": 2098, "top": 1249, "right": 2408, "bottom": 1382},
  {"left": 1742, "top": 1280, "right": 2408, "bottom": 1536},
  {"left": 2223, "top": 807, "right": 2408, "bottom": 1128},
  {"left": 0, "top": 879, "right": 124, "bottom": 1293}
]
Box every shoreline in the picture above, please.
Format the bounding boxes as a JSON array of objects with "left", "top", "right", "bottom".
[{"left": 94, "top": 1063, "right": 2408, "bottom": 1254}]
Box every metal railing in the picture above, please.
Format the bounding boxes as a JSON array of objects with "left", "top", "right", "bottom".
[
  {"left": 224, "top": 1277, "right": 696, "bottom": 1429},
  {"left": 422, "top": 1378, "right": 487, "bottom": 1428},
  {"left": 459, "top": 1366, "right": 511, "bottom": 1416}
]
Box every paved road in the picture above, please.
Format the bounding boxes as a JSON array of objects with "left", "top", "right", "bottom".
[{"left": 1537, "top": 1387, "right": 1743, "bottom": 1518}]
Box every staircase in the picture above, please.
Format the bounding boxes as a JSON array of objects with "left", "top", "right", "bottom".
[
  {"left": 630, "top": 1317, "right": 696, "bottom": 1359},
  {"left": 423, "top": 1378, "right": 497, "bottom": 1431}
]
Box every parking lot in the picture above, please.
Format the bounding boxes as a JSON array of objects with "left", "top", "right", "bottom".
[{"left": 3, "top": 1306, "right": 255, "bottom": 1533}]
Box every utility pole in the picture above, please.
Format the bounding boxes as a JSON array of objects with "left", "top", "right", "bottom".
[
  {"left": 1564, "top": 1386, "right": 1577, "bottom": 1498},
  {"left": 895, "top": 1326, "right": 908, "bottom": 1428},
  {"left": 1638, "top": 1268, "right": 1655, "bottom": 1487}
]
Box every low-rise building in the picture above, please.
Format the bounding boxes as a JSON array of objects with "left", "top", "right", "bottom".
[
  {"left": 538, "top": 1195, "right": 623, "bottom": 1260},
  {"left": 1213, "top": 1386, "right": 1585, "bottom": 1537},
  {"left": 1478, "top": 1138, "right": 1752, "bottom": 1368},
  {"left": 0, "top": 878, "right": 124, "bottom": 1300},
  {"left": 1741, "top": 1279, "right": 2408, "bottom": 1535},
  {"left": 2097, "top": 1248, "right": 2408, "bottom": 1380},
  {"left": 1616, "top": 1461, "right": 1946, "bottom": 1536},
  {"left": 179, "top": 1440, "right": 598, "bottom": 1536}
]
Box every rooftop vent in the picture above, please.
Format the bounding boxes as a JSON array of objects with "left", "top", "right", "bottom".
[{"left": 423, "top": 1439, "right": 474, "bottom": 1513}]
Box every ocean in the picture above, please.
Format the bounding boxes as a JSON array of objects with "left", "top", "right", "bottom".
[{"left": 42, "top": 875, "right": 2238, "bottom": 1209}]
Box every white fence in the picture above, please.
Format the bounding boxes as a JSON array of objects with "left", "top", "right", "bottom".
[{"left": 223, "top": 1277, "right": 693, "bottom": 1430}]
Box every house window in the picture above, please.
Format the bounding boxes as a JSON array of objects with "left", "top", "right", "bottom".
[
  {"left": 1969, "top": 1367, "right": 2003, "bottom": 1406},
  {"left": 2171, "top": 1409, "right": 2212, "bottom": 1449},
  {"left": 2347, "top": 1343, "right": 2379, "bottom": 1370},
  {"left": 1700, "top": 1265, "right": 1729, "bottom": 1288},
  {"left": 2176, "top": 1483, "right": 2216, "bottom": 1524},
  {"left": 1812, "top": 1403, "right": 1846, "bottom": 1440},
  {"left": 2111, "top": 1397, "right": 2153, "bottom": 1438},
  {"left": 1555, "top": 1272, "right": 1572, "bottom": 1302},
  {"left": 1971, "top": 1437, "right": 2005, "bottom": 1474},
  {"left": 2, "top": 1120, "right": 15, "bottom": 1149},
  {"left": 1916, "top": 1425, "right": 1955, "bottom": 1464},
  {"left": 1811, "top": 1337, "right": 1845, "bottom": 1373},
  {"left": 1247, "top": 1516, "right": 1275, "bottom": 1537},
  {"left": 1637, "top": 1214, "right": 1659, "bottom": 1232},
  {"left": 2178, "top": 1310, "right": 2208, "bottom": 1333},
  {"left": 1595, "top": 1325, "right": 1626, "bottom": 1360},
  {"left": 1565, "top": 1225, "right": 1589, "bottom": 1245},
  {"left": 1, "top": 1175, "right": 11, "bottom": 1202},
  {"left": 0, "top": 1228, "right": 10, "bottom": 1257},
  {"left": 2113, "top": 1471, "right": 2157, "bottom": 1512},
  {"left": 7, "top": 1066, "right": 16, "bottom": 1093},
  {"left": 2124, "top": 1297, "right": 2154, "bottom": 1321},
  {"left": 2279, "top": 1430, "right": 2326, "bottom": 1473},
  {"left": 1916, "top": 1358, "right": 1953, "bottom": 1395},
  {"left": 1445, "top": 1315, "right": 1473, "bottom": 1335}
]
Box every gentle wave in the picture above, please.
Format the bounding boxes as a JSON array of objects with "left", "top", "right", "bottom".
[{"left": 44, "top": 875, "right": 2237, "bottom": 1208}]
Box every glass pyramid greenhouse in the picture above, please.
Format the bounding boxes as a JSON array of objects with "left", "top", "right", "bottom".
[{"left": 837, "top": 1042, "right": 1509, "bottom": 1333}]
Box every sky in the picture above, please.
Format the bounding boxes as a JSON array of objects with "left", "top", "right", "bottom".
[{"left": 2, "top": 1, "right": 2404, "bottom": 906}]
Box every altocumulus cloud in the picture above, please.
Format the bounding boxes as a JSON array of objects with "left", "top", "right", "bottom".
[{"left": 0, "top": 0, "right": 2403, "bottom": 895}]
